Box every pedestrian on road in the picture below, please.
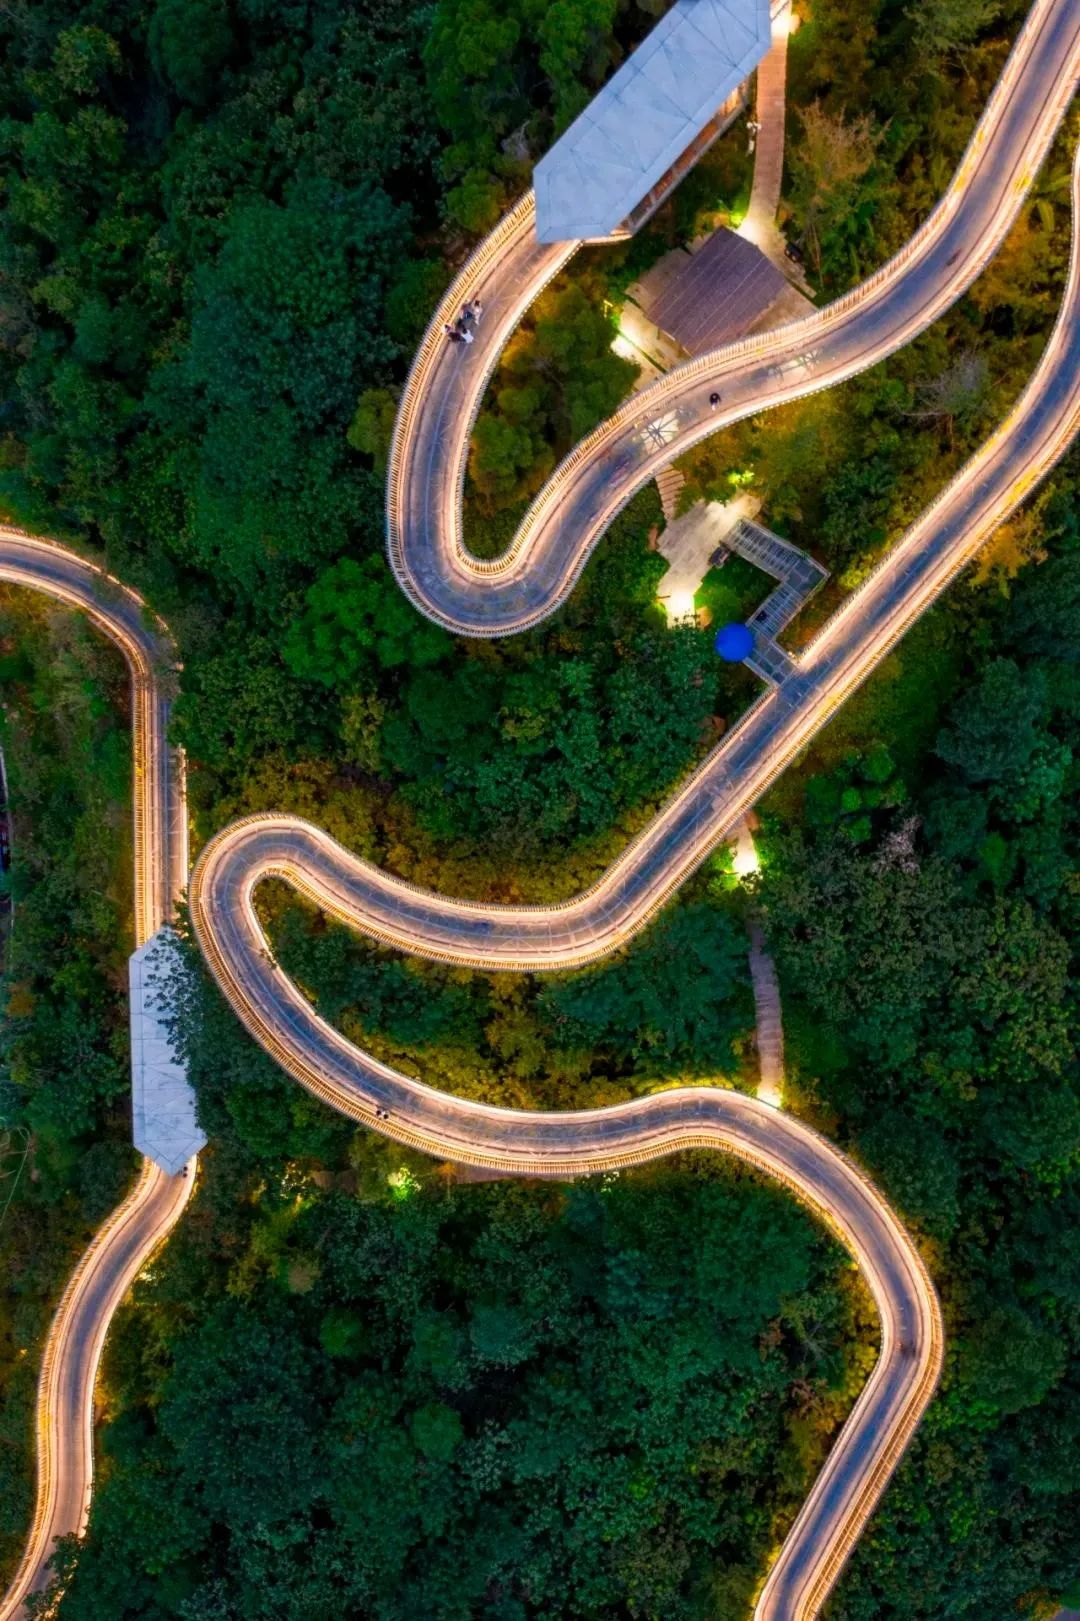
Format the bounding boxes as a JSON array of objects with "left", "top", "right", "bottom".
[
  {"left": 459, "top": 304, "right": 475, "bottom": 326},
  {"left": 458, "top": 322, "right": 475, "bottom": 345},
  {"left": 709, "top": 391, "right": 722, "bottom": 411},
  {"left": 444, "top": 323, "right": 464, "bottom": 344},
  {"left": 470, "top": 298, "right": 483, "bottom": 323}
]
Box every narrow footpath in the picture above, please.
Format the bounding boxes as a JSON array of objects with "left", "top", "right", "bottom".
[
  {"left": 0, "top": 745, "right": 11, "bottom": 964},
  {"left": 739, "top": 0, "right": 812, "bottom": 295},
  {"left": 748, "top": 922, "right": 784, "bottom": 1106},
  {"left": 732, "top": 818, "right": 784, "bottom": 1107}
]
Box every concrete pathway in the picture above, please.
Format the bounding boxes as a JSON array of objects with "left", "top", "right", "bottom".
[
  {"left": 655, "top": 498, "right": 828, "bottom": 687},
  {"left": 748, "top": 921, "right": 784, "bottom": 1106},
  {"left": 732, "top": 818, "right": 784, "bottom": 1107},
  {"left": 7, "top": 9, "right": 1080, "bottom": 1618},
  {"left": 739, "top": 0, "right": 814, "bottom": 296},
  {"left": 657, "top": 492, "right": 761, "bottom": 614}
]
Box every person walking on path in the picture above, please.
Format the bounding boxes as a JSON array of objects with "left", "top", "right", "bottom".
[
  {"left": 709, "top": 391, "right": 722, "bottom": 411},
  {"left": 443, "top": 323, "right": 464, "bottom": 344}
]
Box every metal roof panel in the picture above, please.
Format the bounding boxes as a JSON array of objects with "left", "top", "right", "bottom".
[{"left": 534, "top": 0, "right": 770, "bottom": 242}]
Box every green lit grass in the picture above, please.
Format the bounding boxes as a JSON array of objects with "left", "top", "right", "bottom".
[{"left": 694, "top": 553, "right": 770, "bottom": 625}]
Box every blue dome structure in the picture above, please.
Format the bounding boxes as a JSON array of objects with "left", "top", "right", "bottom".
[{"left": 714, "top": 621, "right": 753, "bottom": 662}]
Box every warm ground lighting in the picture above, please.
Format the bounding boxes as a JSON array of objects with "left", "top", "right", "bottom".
[
  {"left": 5, "top": 0, "right": 1080, "bottom": 1613},
  {"left": 610, "top": 328, "right": 642, "bottom": 366},
  {"left": 662, "top": 588, "right": 699, "bottom": 621},
  {"left": 732, "top": 820, "right": 762, "bottom": 879},
  {"left": 772, "top": 3, "right": 798, "bottom": 41}
]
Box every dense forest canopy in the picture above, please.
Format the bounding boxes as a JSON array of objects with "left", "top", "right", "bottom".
[{"left": 0, "top": 0, "right": 1078, "bottom": 1616}]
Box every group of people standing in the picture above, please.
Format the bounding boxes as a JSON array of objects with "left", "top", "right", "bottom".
[{"left": 444, "top": 298, "right": 483, "bottom": 345}]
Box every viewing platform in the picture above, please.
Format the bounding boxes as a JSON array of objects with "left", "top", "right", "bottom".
[{"left": 658, "top": 499, "right": 827, "bottom": 686}]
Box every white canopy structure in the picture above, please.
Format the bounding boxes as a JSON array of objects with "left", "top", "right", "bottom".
[
  {"left": 534, "top": 0, "right": 771, "bottom": 244},
  {"left": 130, "top": 927, "right": 206, "bottom": 1175}
]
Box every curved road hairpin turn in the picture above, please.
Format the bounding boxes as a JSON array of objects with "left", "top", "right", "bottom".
[
  {"left": 387, "top": 0, "right": 1080, "bottom": 638},
  {"left": 3, "top": 2, "right": 1080, "bottom": 1613}
]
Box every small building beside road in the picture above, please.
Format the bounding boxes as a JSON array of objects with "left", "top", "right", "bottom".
[{"left": 626, "top": 225, "right": 795, "bottom": 360}]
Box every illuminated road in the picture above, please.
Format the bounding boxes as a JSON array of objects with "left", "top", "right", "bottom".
[
  {"left": 188, "top": 135, "right": 1080, "bottom": 1615},
  {"left": 193, "top": 106, "right": 1080, "bottom": 987},
  {"left": 2, "top": 1, "right": 1080, "bottom": 1614},
  {"left": 0, "top": 555, "right": 939, "bottom": 1621},
  {"left": 388, "top": 0, "right": 1080, "bottom": 639},
  {"left": 0, "top": 534, "right": 194, "bottom": 1621}
]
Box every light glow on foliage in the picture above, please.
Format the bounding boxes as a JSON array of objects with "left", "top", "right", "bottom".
[
  {"left": 663, "top": 589, "right": 698, "bottom": 621},
  {"left": 731, "top": 824, "right": 761, "bottom": 879},
  {"left": 387, "top": 1166, "right": 420, "bottom": 1201}
]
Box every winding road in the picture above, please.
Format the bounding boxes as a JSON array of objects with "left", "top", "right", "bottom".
[
  {"left": 3, "top": 1, "right": 1080, "bottom": 1614},
  {"left": 0, "top": 536, "right": 194, "bottom": 1619},
  {"left": 388, "top": 0, "right": 1079, "bottom": 638}
]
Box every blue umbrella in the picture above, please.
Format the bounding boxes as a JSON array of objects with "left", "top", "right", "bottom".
[{"left": 714, "top": 622, "right": 753, "bottom": 661}]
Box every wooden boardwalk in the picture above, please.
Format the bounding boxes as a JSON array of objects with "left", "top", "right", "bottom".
[
  {"left": 740, "top": 1, "right": 812, "bottom": 295},
  {"left": 744, "top": 8, "right": 788, "bottom": 241}
]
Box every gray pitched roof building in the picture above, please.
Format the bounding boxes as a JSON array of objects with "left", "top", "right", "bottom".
[{"left": 534, "top": 0, "right": 771, "bottom": 244}]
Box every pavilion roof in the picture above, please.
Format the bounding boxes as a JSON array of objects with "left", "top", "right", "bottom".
[{"left": 534, "top": 0, "right": 770, "bottom": 244}]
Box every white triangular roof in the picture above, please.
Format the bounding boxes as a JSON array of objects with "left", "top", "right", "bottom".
[
  {"left": 534, "top": 0, "right": 770, "bottom": 243},
  {"left": 130, "top": 927, "right": 206, "bottom": 1176}
]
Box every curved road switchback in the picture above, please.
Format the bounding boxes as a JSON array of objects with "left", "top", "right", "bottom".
[
  {"left": 187, "top": 49, "right": 1080, "bottom": 1621},
  {"left": 388, "top": 0, "right": 1080, "bottom": 638},
  {"left": 185, "top": 141, "right": 1080, "bottom": 1616},
  {"left": 0, "top": 547, "right": 942, "bottom": 1621},
  {"left": 4, "top": 4, "right": 1080, "bottom": 1614},
  {"left": 184, "top": 925, "right": 950, "bottom": 1621},
  {"left": 0, "top": 532, "right": 187, "bottom": 936},
  {"left": 192, "top": 129, "right": 1080, "bottom": 985},
  {"left": 0, "top": 531, "right": 194, "bottom": 1621}
]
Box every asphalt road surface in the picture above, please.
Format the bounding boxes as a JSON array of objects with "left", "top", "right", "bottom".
[
  {"left": 389, "top": 0, "right": 1080, "bottom": 638},
  {"left": 3, "top": 2, "right": 1080, "bottom": 1615}
]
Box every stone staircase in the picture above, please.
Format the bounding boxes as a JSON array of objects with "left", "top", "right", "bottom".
[{"left": 654, "top": 463, "right": 686, "bottom": 523}]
